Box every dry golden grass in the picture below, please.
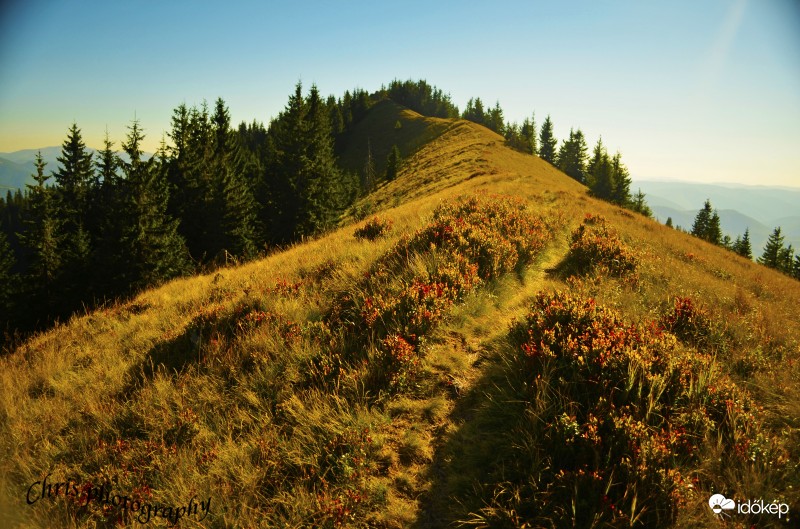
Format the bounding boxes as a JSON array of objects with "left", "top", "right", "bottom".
[{"left": 1, "top": 107, "right": 798, "bottom": 528}]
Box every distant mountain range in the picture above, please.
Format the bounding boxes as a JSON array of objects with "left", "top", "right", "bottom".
[
  {"left": 0, "top": 146, "right": 148, "bottom": 192},
  {"left": 633, "top": 180, "right": 800, "bottom": 255}
]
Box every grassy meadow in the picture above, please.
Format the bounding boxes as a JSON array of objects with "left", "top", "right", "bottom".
[{"left": 1, "top": 105, "right": 799, "bottom": 528}]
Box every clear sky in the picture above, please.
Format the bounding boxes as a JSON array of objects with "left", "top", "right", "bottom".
[{"left": 0, "top": 0, "right": 798, "bottom": 186}]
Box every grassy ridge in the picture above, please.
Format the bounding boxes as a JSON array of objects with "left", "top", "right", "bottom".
[{"left": 1, "top": 108, "right": 799, "bottom": 528}]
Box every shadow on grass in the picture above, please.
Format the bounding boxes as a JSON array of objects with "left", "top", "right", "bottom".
[{"left": 413, "top": 335, "right": 531, "bottom": 528}]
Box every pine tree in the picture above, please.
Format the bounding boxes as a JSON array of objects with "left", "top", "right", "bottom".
[
  {"left": 0, "top": 230, "right": 16, "bottom": 326},
  {"left": 462, "top": 97, "right": 486, "bottom": 126},
  {"left": 386, "top": 145, "right": 401, "bottom": 181},
  {"left": 793, "top": 255, "right": 800, "bottom": 280},
  {"left": 556, "top": 128, "right": 588, "bottom": 183},
  {"left": 610, "top": 151, "right": 632, "bottom": 205},
  {"left": 630, "top": 189, "right": 653, "bottom": 217},
  {"left": 520, "top": 113, "right": 537, "bottom": 155},
  {"left": 691, "top": 200, "right": 720, "bottom": 244},
  {"left": 778, "top": 244, "right": 794, "bottom": 274},
  {"left": 587, "top": 139, "right": 613, "bottom": 200},
  {"left": 363, "top": 138, "right": 376, "bottom": 194},
  {"left": 665, "top": 217, "right": 673, "bottom": 228},
  {"left": 733, "top": 228, "right": 752, "bottom": 259},
  {"left": 538, "top": 115, "right": 557, "bottom": 164},
  {"left": 18, "top": 153, "right": 61, "bottom": 317},
  {"left": 52, "top": 123, "right": 94, "bottom": 309},
  {"left": 211, "top": 98, "right": 261, "bottom": 259},
  {"left": 487, "top": 101, "right": 505, "bottom": 134},
  {"left": 299, "top": 84, "right": 348, "bottom": 236},
  {"left": 116, "top": 121, "right": 189, "bottom": 291},
  {"left": 758, "top": 227, "right": 785, "bottom": 269}
]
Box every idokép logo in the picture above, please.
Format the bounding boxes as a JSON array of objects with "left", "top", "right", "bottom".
[{"left": 709, "top": 493, "right": 790, "bottom": 519}]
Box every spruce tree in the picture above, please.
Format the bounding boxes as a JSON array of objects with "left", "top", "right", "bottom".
[
  {"left": 691, "top": 200, "right": 715, "bottom": 243},
  {"left": 0, "top": 230, "right": 16, "bottom": 327},
  {"left": 630, "top": 189, "right": 653, "bottom": 217},
  {"left": 610, "top": 151, "right": 632, "bottom": 205},
  {"left": 538, "top": 115, "right": 557, "bottom": 164},
  {"left": 52, "top": 123, "right": 94, "bottom": 309},
  {"left": 520, "top": 113, "right": 537, "bottom": 155},
  {"left": 116, "top": 121, "right": 189, "bottom": 291},
  {"left": 758, "top": 227, "right": 785, "bottom": 269},
  {"left": 386, "top": 145, "right": 401, "bottom": 181},
  {"left": 556, "top": 128, "right": 588, "bottom": 183},
  {"left": 212, "top": 98, "right": 261, "bottom": 259},
  {"left": 18, "top": 153, "right": 61, "bottom": 317},
  {"left": 733, "top": 228, "right": 752, "bottom": 259},
  {"left": 587, "top": 139, "right": 613, "bottom": 200},
  {"left": 666, "top": 217, "right": 673, "bottom": 228},
  {"left": 778, "top": 244, "right": 794, "bottom": 274}
]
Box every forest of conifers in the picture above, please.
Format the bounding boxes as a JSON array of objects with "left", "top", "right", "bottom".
[{"left": 0, "top": 79, "right": 642, "bottom": 345}]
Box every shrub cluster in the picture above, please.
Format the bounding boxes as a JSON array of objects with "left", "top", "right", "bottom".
[
  {"left": 354, "top": 216, "right": 393, "bottom": 241},
  {"left": 564, "top": 213, "right": 637, "bottom": 276},
  {"left": 328, "top": 193, "right": 551, "bottom": 392},
  {"left": 488, "top": 291, "right": 783, "bottom": 528}
]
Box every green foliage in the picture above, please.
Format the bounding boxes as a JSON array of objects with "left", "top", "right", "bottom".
[
  {"left": 470, "top": 291, "right": 782, "bottom": 528},
  {"left": 0, "top": 230, "right": 16, "bottom": 324},
  {"left": 732, "top": 228, "right": 753, "bottom": 259},
  {"left": 556, "top": 128, "right": 588, "bottom": 183},
  {"left": 354, "top": 216, "right": 393, "bottom": 241},
  {"left": 115, "top": 121, "right": 190, "bottom": 291},
  {"left": 562, "top": 213, "right": 638, "bottom": 276},
  {"left": 691, "top": 199, "right": 722, "bottom": 245},
  {"left": 538, "top": 115, "right": 558, "bottom": 164},
  {"left": 385, "top": 144, "right": 401, "bottom": 181},
  {"left": 384, "top": 79, "right": 459, "bottom": 118}
]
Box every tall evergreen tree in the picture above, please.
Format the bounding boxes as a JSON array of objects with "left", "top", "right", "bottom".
[
  {"left": 52, "top": 123, "right": 94, "bottom": 309},
  {"left": 211, "top": 97, "right": 261, "bottom": 259},
  {"left": 732, "top": 228, "right": 753, "bottom": 259},
  {"left": 18, "top": 153, "right": 61, "bottom": 318},
  {"left": 116, "top": 121, "right": 189, "bottom": 291},
  {"left": 587, "top": 138, "right": 613, "bottom": 200},
  {"left": 610, "top": 151, "right": 632, "bottom": 205},
  {"left": 556, "top": 128, "right": 588, "bottom": 183},
  {"left": 665, "top": 217, "right": 673, "bottom": 228},
  {"left": 538, "top": 115, "right": 557, "bottom": 164},
  {"left": 386, "top": 145, "right": 401, "bottom": 181},
  {"left": 630, "top": 189, "right": 653, "bottom": 217},
  {"left": 0, "top": 230, "right": 16, "bottom": 327},
  {"left": 520, "top": 113, "right": 537, "bottom": 155},
  {"left": 758, "top": 227, "right": 785, "bottom": 269},
  {"left": 778, "top": 244, "right": 794, "bottom": 274},
  {"left": 691, "top": 199, "right": 721, "bottom": 244}
]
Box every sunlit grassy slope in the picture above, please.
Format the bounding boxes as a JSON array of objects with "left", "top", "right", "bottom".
[{"left": 2, "top": 104, "right": 799, "bottom": 529}]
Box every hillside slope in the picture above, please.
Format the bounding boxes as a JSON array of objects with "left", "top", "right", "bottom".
[{"left": 2, "top": 108, "right": 799, "bottom": 529}]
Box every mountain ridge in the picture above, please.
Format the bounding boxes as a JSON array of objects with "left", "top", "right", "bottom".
[{"left": 2, "top": 105, "right": 799, "bottom": 528}]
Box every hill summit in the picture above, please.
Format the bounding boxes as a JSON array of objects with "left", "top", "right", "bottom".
[{"left": 2, "top": 103, "right": 799, "bottom": 528}]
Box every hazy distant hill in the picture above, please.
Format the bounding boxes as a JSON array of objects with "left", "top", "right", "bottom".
[
  {"left": 0, "top": 147, "right": 150, "bottom": 192},
  {"left": 635, "top": 180, "right": 800, "bottom": 254}
]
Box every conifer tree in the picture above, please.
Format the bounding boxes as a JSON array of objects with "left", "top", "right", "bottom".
[
  {"left": 0, "top": 230, "right": 16, "bottom": 326},
  {"left": 462, "top": 98, "right": 486, "bottom": 126},
  {"left": 363, "top": 138, "right": 376, "bottom": 194},
  {"left": 630, "top": 189, "right": 653, "bottom": 217},
  {"left": 733, "top": 228, "right": 752, "bottom": 259},
  {"left": 691, "top": 200, "right": 722, "bottom": 244},
  {"left": 666, "top": 217, "right": 673, "bottom": 228},
  {"left": 52, "top": 123, "right": 94, "bottom": 308},
  {"left": 610, "top": 151, "right": 632, "bottom": 205},
  {"left": 299, "top": 84, "right": 347, "bottom": 236},
  {"left": 211, "top": 98, "right": 261, "bottom": 259},
  {"left": 758, "top": 227, "right": 785, "bottom": 269},
  {"left": 778, "top": 244, "right": 794, "bottom": 274},
  {"left": 538, "top": 115, "right": 557, "bottom": 164},
  {"left": 116, "top": 121, "right": 189, "bottom": 291},
  {"left": 18, "top": 153, "right": 61, "bottom": 315},
  {"left": 520, "top": 114, "right": 537, "bottom": 155},
  {"left": 556, "top": 128, "right": 588, "bottom": 183},
  {"left": 386, "top": 145, "right": 401, "bottom": 181},
  {"left": 793, "top": 255, "right": 800, "bottom": 280},
  {"left": 587, "top": 139, "right": 613, "bottom": 200}
]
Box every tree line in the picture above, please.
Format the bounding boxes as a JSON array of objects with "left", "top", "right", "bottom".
[
  {"left": 1, "top": 78, "right": 653, "bottom": 344},
  {"left": 664, "top": 199, "right": 800, "bottom": 280}
]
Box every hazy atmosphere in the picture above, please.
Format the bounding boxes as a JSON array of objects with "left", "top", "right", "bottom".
[{"left": 1, "top": 0, "right": 798, "bottom": 186}]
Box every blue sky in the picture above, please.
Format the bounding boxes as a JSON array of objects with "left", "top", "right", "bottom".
[{"left": 0, "top": 0, "right": 798, "bottom": 186}]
